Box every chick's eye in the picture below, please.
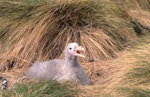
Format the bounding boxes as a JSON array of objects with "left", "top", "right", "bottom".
[{"left": 69, "top": 48, "right": 72, "bottom": 50}]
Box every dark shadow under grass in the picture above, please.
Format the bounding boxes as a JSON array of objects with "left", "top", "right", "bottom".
[{"left": 1, "top": 80, "right": 78, "bottom": 97}]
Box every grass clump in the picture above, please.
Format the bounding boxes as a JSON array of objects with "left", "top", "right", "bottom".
[
  {"left": 118, "top": 0, "right": 150, "bottom": 10},
  {"left": 127, "top": 61, "right": 150, "bottom": 85},
  {"left": 117, "top": 87, "right": 150, "bottom": 97},
  {"left": 117, "top": 0, "right": 150, "bottom": 34},
  {"left": 1, "top": 80, "right": 78, "bottom": 97},
  {"left": 128, "top": 9, "right": 150, "bottom": 33},
  {"left": 117, "top": 62, "right": 150, "bottom": 97},
  {"left": 115, "top": 34, "right": 150, "bottom": 97},
  {"left": 78, "top": 34, "right": 150, "bottom": 97},
  {"left": 0, "top": 0, "right": 136, "bottom": 69}
]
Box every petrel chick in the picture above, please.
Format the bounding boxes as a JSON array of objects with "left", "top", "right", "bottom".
[{"left": 26, "top": 42, "right": 92, "bottom": 85}]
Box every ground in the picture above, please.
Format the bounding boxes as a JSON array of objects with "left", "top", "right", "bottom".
[
  {"left": 0, "top": 33, "right": 150, "bottom": 97},
  {"left": 79, "top": 33, "right": 150, "bottom": 97}
]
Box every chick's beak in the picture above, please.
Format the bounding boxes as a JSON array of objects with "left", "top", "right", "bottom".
[{"left": 73, "top": 46, "right": 85, "bottom": 58}]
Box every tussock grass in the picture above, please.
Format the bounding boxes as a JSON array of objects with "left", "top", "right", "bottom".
[
  {"left": 116, "top": 0, "right": 150, "bottom": 35},
  {"left": 78, "top": 34, "right": 150, "bottom": 97},
  {"left": 116, "top": 55, "right": 150, "bottom": 97},
  {"left": 115, "top": 34, "right": 150, "bottom": 97},
  {"left": 118, "top": 0, "right": 150, "bottom": 10},
  {"left": 0, "top": 0, "right": 150, "bottom": 97},
  {"left": 1, "top": 80, "right": 78, "bottom": 97},
  {"left": 126, "top": 60, "right": 150, "bottom": 85},
  {"left": 117, "top": 87, "right": 150, "bottom": 97},
  {"left": 0, "top": 0, "right": 136, "bottom": 69},
  {"left": 128, "top": 10, "right": 150, "bottom": 31}
]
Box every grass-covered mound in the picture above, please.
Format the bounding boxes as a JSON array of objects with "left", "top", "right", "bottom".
[
  {"left": 78, "top": 33, "right": 150, "bottom": 97},
  {"left": 0, "top": 0, "right": 136, "bottom": 69}
]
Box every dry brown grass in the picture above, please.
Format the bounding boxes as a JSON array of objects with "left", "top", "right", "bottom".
[
  {"left": 117, "top": 0, "right": 150, "bottom": 10},
  {"left": 0, "top": 0, "right": 136, "bottom": 70},
  {"left": 128, "top": 9, "right": 150, "bottom": 30},
  {"left": 1, "top": 34, "right": 149, "bottom": 96},
  {"left": 0, "top": 0, "right": 150, "bottom": 96},
  {"left": 77, "top": 33, "right": 150, "bottom": 97}
]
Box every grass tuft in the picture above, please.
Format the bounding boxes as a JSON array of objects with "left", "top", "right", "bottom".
[
  {"left": 117, "top": 87, "right": 150, "bottom": 97},
  {"left": 0, "top": 0, "right": 136, "bottom": 69},
  {"left": 126, "top": 57, "right": 150, "bottom": 85},
  {"left": 1, "top": 80, "right": 78, "bottom": 97}
]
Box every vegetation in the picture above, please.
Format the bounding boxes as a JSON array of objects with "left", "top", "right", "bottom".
[
  {"left": 1, "top": 80, "right": 78, "bottom": 97},
  {"left": 0, "top": 0, "right": 150, "bottom": 97},
  {"left": 0, "top": 0, "right": 137, "bottom": 68},
  {"left": 78, "top": 33, "right": 150, "bottom": 97}
]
